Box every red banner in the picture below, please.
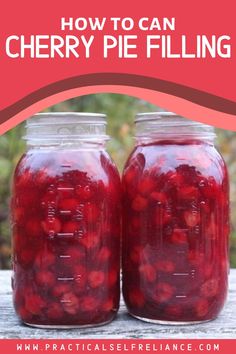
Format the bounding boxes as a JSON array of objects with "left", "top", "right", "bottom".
[
  {"left": 0, "top": 0, "right": 236, "bottom": 133},
  {"left": 0, "top": 339, "right": 235, "bottom": 354},
  {"left": 0, "top": 0, "right": 235, "bottom": 349}
]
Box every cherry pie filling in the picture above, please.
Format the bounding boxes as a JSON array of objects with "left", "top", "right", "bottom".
[
  {"left": 122, "top": 140, "right": 229, "bottom": 322},
  {"left": 12, "top": 149, "right": 121, "bottom": 326}
]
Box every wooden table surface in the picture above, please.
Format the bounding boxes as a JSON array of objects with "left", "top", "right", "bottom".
[{"left": 0, "top": 270, "right": 235, "bottom": 339}]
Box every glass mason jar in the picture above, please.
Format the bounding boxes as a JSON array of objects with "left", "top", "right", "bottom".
[
  {"left": 122, "top": 112, "right": 230, "bottom": 324},
  {"left": 11, "top": 113, "right": 121, "bottom": 328}
]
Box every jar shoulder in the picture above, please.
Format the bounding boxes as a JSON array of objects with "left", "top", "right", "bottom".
[
  {"left": 13, "top": 148, "right": 121, "bottom": 188},
  {"left": 123, "top": 143, "right": 228, "bottom": 183}
]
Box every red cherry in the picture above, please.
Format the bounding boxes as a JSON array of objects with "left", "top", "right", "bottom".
[
  {"left": 154, "top": 282, "right": 175, "bottom": 303},
  {"left": 138, "top": 177, "right": 156, "bottom": 196},
  {"left": 25, "top": 293, "right": 46, "bottom": 315},
  {"left": 200, "top": 278, "right": 219, "bottom": 298},
  {"left": 61, "top": 221, "right": 80, "bottom": 234},
  {"left": 188, "top": 250, "right": 205, "bottom": 267},
  {"left": 184, "top": 211, "right": 200, "bottom": 227},
  {"left": 58, "top": 198, "right": 78, "bottom": 212},
  {"left": 52, "top": 283, "right": 71, "bottom": 297},
  {"left": 26, "top": 218, "right": 41, "bottom": 238},
  {"left": 178, "top": 186, "right": 198, "bottom": 200},
  {"left": 19, "top": 249, "right": 35, "bottom": 266},
  {"left": 88, "top": 270, "right": 105, "bottom": 288},
  {"left": 76, "top": 184, "right": 94, "bottom": 200},
  {"left": 17, "top": 190, "right": 38, "bottom": 207},
  {"left": 195, "top": 299, "right": 209, "bottom": 318},
  {"left": 61, "top": 292, "right": 79, "bottom": 315},
  {"left": 129, "top": 289, "right": 145, "bottom": 307},
  {"left": 165, "top": 305, "right": 182, "bottom": 317},
  {"left": 123, "top": 154, "right": 145, "bottom": 185},
  {"left": 36, "top": 270, "right": 55, "bottom": 287},
  {"left": 80, "top": 232, "right": 99, "bottom": 249},
  {"left": 41, "top": 218, "right": 61, "bottom": 235},
  {"left": 46, "top": 303, "right": 64, "bottom": 320},
  {"left": 97, "top": 247, "right": 111, "bottom": 262},
  {"left": 171, "top": 228, "right": 188, "bottom": 244},
  {"left": 166, "top": 171, "right": 183, "bottom": 187},
  {"left": 203, "top": 263, "right": 214, "bottom": 279},
  {"left": 124, "top": 167, "right": 137, "bottom": 185},
  {"left": 34, "top": 250, "right": 56, "bottom": 268},
  {"left": 132, "top": 195, "right": 148, "bottom": 211},
  {"left": 16, "top": 169, "right": 32, "bottom": 189},
  {"left": 139, "top": 264, "right": 156, "bottom": 282},
  {"left": 155, "top": 260, "right": 175, "bottom": 273},
  {"left": 34, "top": 169, "right": 50, "bottom": 186},
  {"left": 81, "top": 296, "right": 98, "bottom": 311}
]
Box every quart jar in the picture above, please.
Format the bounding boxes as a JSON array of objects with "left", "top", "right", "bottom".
[
  {"left": 11, "top": 113, "right": 121, "bottom": 328},
  {"left": 122, "top": 112, "right": 230, "bottom": 324}
]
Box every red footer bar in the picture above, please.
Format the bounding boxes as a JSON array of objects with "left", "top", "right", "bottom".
[{"left": 0, "top": 339, "right": 235, "bottom": 354}]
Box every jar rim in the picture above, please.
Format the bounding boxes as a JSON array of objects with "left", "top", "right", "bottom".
[
  {"left": 27, "top": 112, "right": 107, "bottom": 126},
  {"left": 24, "top": 112, "right": 109, "bottom": 145},
  {"left": 135, "top": 111, "right": 176, "bottom": 122},
  {"left": 135, "top": 112, "right": 212, "bottom": 127},
  {"left": 134, "top": 112, "right": 216, "bottom": 140}
]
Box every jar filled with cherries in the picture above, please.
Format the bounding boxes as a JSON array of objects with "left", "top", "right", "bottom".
[
  {"left": 122, "top": 112, "right": 230, "bottom": 324},
  {"left": 11, "top": 113, "right": 121, "bottom": 328}
]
